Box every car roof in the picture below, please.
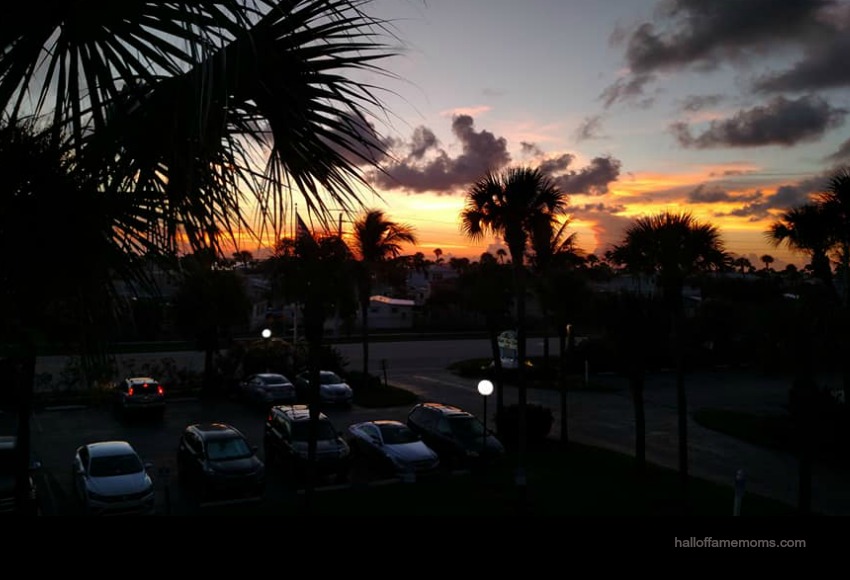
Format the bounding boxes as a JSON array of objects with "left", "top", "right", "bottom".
[
  {"left": 187, "top": 423, "right": 245, "bottom": 440},
  {"left": 253, "top": 373, "right": 291, "bottom": 381},
  {"left": 86, "top": 441, "right": 137, "bottom": 457},
  {"left": 272, "top": 404, "right": 328, "bottom": 421},
  {"left": 126, "top": 377, "right": 159, "bottom": 384},
  {"left": 416, "top": 402, "right": 471, "bottom": 417},
  {"left": 372, "top": 420, "right": 405, "bottom": 427}
]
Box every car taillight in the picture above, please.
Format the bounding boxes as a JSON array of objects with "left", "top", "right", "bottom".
[
  {"left": 128, "top": 386, "right": 134, "bottom": 396},
  {"left": 157, "top": 385, "right": 164, "bottom": 395}
]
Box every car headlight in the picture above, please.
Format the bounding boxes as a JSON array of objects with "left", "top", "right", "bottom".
[{"left": 86, "top": 490, "right": 113, "bottom": 502}]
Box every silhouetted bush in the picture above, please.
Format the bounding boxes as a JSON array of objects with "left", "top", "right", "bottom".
[{"left": 495, "top": 403, "right": 553, "bottom": 448}]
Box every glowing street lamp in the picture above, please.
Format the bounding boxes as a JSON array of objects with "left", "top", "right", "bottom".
[
  {"left": 477, "top": 379, "right": 494, "bottom": 457},
  {"left": 262, "top": 328, "right": 272, "bottom": 371}
]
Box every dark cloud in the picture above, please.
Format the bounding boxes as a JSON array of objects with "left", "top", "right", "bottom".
[
  {"left": 603, "top": 0, "right": 835, "bottom": 107},
  {"left": 754, "top": 30, "right": 850, "bottom": 92},
  {"left": 680, "top": 94, "right": 723, "bottom": 112},
  {"left": 624, "top": 0, "right": 831, "bottom": 74},
  {"left": 600, "top": 73, "right": 656, "bottom": 108},
  {"left": 687, "top": 184, "right": 762, "bottom": 203},
  {"left": 553, "top": 155, "right": 622, "bottom": 195},
  {"left": 575, "top": 115, "right": 605, "bottom": 141},
  {"left": 720, "top": 176, "right": 827, "bottom": 219},
  {"left": 571, "top": 202, "right": 628, "bottom": 214},
  {"left": 825, "top": 137, "right": 850, "bottom": 164},
  {"left": 538, "top": 154, "right": 574, "bottom": 176},
  {"left": 671, "top": 95, "right": 846, "bottom": 148},
  {"left": 324, "top": 111, "right": 394, "bottom": 166},
  {"left": 369, "top": 114, "right": 511, "bottom": 193},
  {"left": 520, "top": 141, "right": 545, "bottom": 157},
  {"left": 688, "top": 184, "right": 732, "bottom": 203},
  {"left": 409, "top": 126, "right": 439, "bottom": 160}
]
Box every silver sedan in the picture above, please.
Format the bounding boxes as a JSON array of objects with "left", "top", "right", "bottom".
[{"left": 348, "top": 420, "right": 440, "bottom": 481}]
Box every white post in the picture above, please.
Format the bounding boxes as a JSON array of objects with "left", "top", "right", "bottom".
[{"left": 733, "top": 469, "right": 745, "bottom": 516}]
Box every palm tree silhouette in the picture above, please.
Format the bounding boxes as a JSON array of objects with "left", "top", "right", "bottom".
[
  {"left": 610, "top": 210, "right": 730, "bottom": 495},
  {"left": 460, "top": 166, "right": 569, "bottom": 495},
  {"left": 352, "top": 209, "right": 417, "bottom": 379},
  {"left": 0, "top": 1, "right": 400, "bottom": 515},
  {"left": 767, "top": 203, "right": 835, "bottom": 290}
]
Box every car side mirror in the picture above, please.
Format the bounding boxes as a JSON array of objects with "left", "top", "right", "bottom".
[{"left": 144, "top": 461, "right": 154, "bottom": 470}]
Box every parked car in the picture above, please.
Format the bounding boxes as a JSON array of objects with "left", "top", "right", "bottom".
[
  {"left": 112, "top": 376, "right": 165, "bottom": 418},
  {"left": 407, "top": 402, "right": 504, "bottom": 470},
  {"left": 348, "top": 420, "right": 440, "bottom": 480},
  {"left": 72, "top": 441, "right": 155, "bottom": 515},
  {"left": 0, "top": 436, "right": 41, "bottom": 516},
  {"left": 238, "top": 373, "right": 297, "bottom": 406},
  {"left": 176, "top": 423, "right": 265, "bottom": 501},
  {"left": 264, "top": 405, "right": 350, "bottom": 483},
  {"left": 294, "top": 370, "right": 353, "bottom": 407}
]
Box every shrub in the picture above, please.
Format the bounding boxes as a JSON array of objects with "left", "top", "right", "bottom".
[{"left": 495, "top": 403, "right": 554, "bottom": 448}]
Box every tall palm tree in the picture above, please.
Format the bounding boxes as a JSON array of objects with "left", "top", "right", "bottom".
[
  {"left": 0, "top": 120, "right": 154, "bottom": 513},
  {"left": 816, "top": 167, "right": 850, "bottom": 306},
  {"left": 815, "top": 167, "right": 850, "bottom": 405},
  {"left": 529, "top": 217, "right": 583, "bottom": 369},
  {"left": 609, "top": 210, "right": 730, "bottom": 494},
  {"left": 172, "top": 251, "right": 252, "bottom": 395},
  {"left": 528, "top": 217, "right": 585, "bottom": 445},
  {"left": 457, "top": 258, "right": 514, "bottom": 419},
  {"left": 0, "top": 1, "right": 400, "bottom": 513},
  {"left": 351, "top": 209, "right": 417, "bottom": 379},
  {"left": 766, "top": 202, "right": 835, "bottom": 290},
  {"left": 460, "top": 166, "right": 569, "bottom": 494}
]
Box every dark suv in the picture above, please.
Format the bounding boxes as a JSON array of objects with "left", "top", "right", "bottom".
[
  {"left": 113, "top": 377, "right": 165, "bottom": 418},
  {"left": 407, "top": 402, "right": 504, "bottom": 470},
  {"left": 176, "top": 423, "right": 265, "bottom": 501},
  {"left": 263, "top": 405, "right": 350, "bottom": 483}
]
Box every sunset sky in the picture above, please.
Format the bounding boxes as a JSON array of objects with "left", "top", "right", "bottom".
[{"left": 269, "top": 0, "right": 850, "bottom": 269}]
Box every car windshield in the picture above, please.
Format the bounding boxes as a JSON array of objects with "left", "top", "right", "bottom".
[
  {"left": 89, "top": 453, "right": 144, "bottom": 477},
  {"left": 291, "top": 421, "right": 337, "bottom": 441},
  {"left": 206, "top": 436, "right": 252, "bottom": 461},
  {"left": 448, "top": 416, "right": 485, "bottom": 440},
  {"left": 321, "top": 373, "right": 343, "bottom": 385},
  {"left": 378, "top": 424, "right": 419, "bottom": 445},
  {"left": 261, "top": 375, "right": 289, "bottom": 386}
]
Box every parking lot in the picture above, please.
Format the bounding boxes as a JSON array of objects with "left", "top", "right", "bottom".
[{"left": 29, "top": 396, "right": 418, "bottom": 515}]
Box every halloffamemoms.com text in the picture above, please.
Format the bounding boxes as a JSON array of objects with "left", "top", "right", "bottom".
[{"left": 675, "top": 537, "right": 805, "bottom": 548}]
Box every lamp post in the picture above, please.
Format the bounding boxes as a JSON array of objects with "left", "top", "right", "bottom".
[
  {"left": 262, "top": 328, "right": 271, "bottom": 371},
  {"left": 477, "top": 379, "right": 494, "bottom": 458}
]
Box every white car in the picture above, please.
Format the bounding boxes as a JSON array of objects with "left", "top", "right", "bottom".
[
  {"left": 348, "top": 420, "right": 440, "bottom": 481},
  {"left": 73, "top": 441, "right": 155, "bottom": 515},
  {"left": 295, "top": 370, "right": 353, "bottom": 406},
  {"left": 239, "top": 373, "right": 297, "bottom": 405}
]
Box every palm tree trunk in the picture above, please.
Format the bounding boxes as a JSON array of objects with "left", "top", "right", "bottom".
[
  {"left": 558, "top": 325, "right": 568, "bottom": 448},
  {"left": 360, "top": 298, "right": 370, "bottom": 379},
  {"left": 673, "top": 308, "right": 689, "bottom": 495},
  {"left": 487, "top": 324, "right": 505, "bottom": 422},
  {"left": 14, "top": 340, "right": 35, "bottom": 515},
  {"left": 303, "top": 293, "right": 325, "bottom": 513},
  {"left": 514, "top": 260, "right": 528, "bottom": 498},
  {"left": 630, "top": 365, "right": 646, "bottom": 476}
]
